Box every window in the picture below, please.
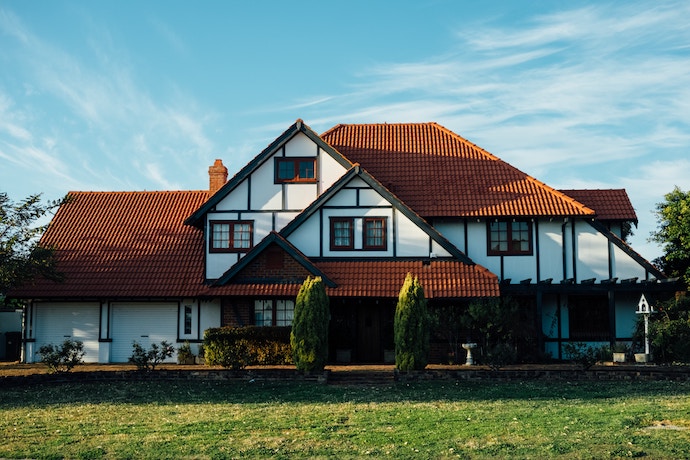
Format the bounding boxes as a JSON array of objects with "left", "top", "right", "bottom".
[
  {"left": 275, "top": 157, "right": 316, "bottom": 183},
  {"left": 568, "top": 296, "right": 610, "bottom": 341},
  {"left": 363, "top": 217, "right": 387, "bottom": 250},
  {"left": 184, "top": 305, "right": 193, "bottom": 335},
  {"left": 254, "top": 299, "right": 295, "bottom": 326},
  {"left": 330, "top": 218, "right": 354, "bottom": 250},
  {"left": 488, "top": 220, "right": 532, "bottom": 255},
  {"left": 210, "top": 220, "right": 253, "bottom": 253}
]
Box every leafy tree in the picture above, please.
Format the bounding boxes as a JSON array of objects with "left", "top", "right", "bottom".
[
  {"left": 650, "top": 186, "right": 690, "bottom": 288},
  {"left": 1, "top": 192, "right": 65, "bottom": 307},
  {"left": 635, "top": 295, "right": 690, "bottom": 364},
  {"left": 291, "top": 276, "right": 330, "bottom": 372},
  {"left": 394, "top": 273, "right": 430, "bottom": 371}
]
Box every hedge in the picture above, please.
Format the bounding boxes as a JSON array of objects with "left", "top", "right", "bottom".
[{"left": 204, "top": 326, "right": 293, "bottom": 369}]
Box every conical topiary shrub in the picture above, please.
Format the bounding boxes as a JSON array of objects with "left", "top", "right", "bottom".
[
  {"left": 291, "top": 276, "right": 330, "bottom": 372},
  {"left": 394, "top": 273, "right": 430, "bottom": 371}
]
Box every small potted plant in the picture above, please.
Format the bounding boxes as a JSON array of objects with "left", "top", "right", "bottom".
[
  {"left": 177, "top": 341, "right": 195, "bottom": 365},
  {"left": 612, "top": 342, "right": 629, "bottom": 363}
]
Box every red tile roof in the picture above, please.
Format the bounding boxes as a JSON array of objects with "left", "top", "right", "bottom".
[
  {"left": 559, "top": 189, "right": 637, "bottom": 222},
  {"left": 321, "top": 123, "right": 595, "bottom": 218},
  {"left": 11, "top": 191, "right": 208, "bottom": 299},
  {"left": 205, "top": 260, "right": 499, "bottom": 298}
]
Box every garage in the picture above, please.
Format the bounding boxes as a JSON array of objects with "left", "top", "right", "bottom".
[
  {"left": 110, "top": 302, "right": 178, "bottom": 363},
  {"left": 34, "top": 303, "right": 100, "bottom": 363}
]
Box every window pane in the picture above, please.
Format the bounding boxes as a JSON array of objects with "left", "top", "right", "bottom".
[
  {"left": 333, "top": 220, "right": 352, "bottom": 247},
  {"left": 275, "top": 300, "right": 295, "bottom": 326},
  {"left": 184, "top": 305, "right": 192, "bottom": 335},
  {"left": 254, "top": 300, "right": 273, "bottom": 327},
  {"left": 277, "top": 161, "right": 295, "bottom": 180},
  {"left": 233, "top": 223, "right": 251, "bottom": 249},
  {"left": 299, "top": 160, "right": 315, "bottom": 179},
  {"left": 212, "top": 223, "right": 230, "bottom": 249},
  {"left": 365, "top": 218, "right": 385, "bottom": 248}
]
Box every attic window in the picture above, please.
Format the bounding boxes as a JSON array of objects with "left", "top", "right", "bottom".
[
  {"left": 487, "top": 220, "right": 532, "bottom": 256},
  {"left": 210, "top": 220, "right": 253, "bottom": 253},
  {"left": 275, "top": 157, "right": 316, "bottom": 183},
  {"left": 330, "top": 217, "right": 354, "bottom": 250},
  {"left": 363, "top": 217, "right": 387, "bottom": 250}
]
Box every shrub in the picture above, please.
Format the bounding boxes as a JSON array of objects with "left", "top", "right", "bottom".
[
  {"left": 563, "top": 342, "right": 603, "bottom": 370},
  {"left": 129, "top": 341, "right": 174, "bottom": 371},
  {"left": 395, "top": 273, "right": 430, "bottom": 371},
  {"left": 36, "top": 339, "right": 85, "bottom": 373},
  {"left": 177, "top": 340, "right": 195, "bottom": 364},
  {"left": 484, "top": 343, "right": 518, "bottom": 370},
  {"left": 204, "top": 326, "right": 292, "bottom": 369},
  {"left": 291, "top": 276, "right": 330, "bottom": 373},
  {"left": 638, "top": 295, "right": 690, "bottom": 364}
]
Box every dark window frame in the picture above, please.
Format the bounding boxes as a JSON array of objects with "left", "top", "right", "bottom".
[
  {"left": 254, "top": 299, "right": 295, "bottom": 327},
  {"left": 209, "top": 220, "right": 253, "bottom": 253},
  {"left": 487, "top": 219, "right": 533, "bottom": 256},
  {"left": 363, "top": 217, "right": 387, "bottom": 250},
  {"left": 330, "top": 217, "right": 355, "bottom": 251},
  {"left": 274, "top": 157, "right": 317, "bottom": 183}
]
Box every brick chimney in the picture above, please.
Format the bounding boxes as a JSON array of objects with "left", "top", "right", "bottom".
[{"left": 208, "top": 159, "right": 228, "bottom": 194}]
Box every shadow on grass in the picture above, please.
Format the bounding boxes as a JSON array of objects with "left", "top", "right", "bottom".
[{"left": 1, "top": 379, "right": 688, "bottom": 409}]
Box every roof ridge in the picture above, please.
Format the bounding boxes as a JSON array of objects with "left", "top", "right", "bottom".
[{"left": 67, "top": 190, "right": 207, "bottom": 195}]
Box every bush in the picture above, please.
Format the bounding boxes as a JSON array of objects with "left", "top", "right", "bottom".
[
  {"left": 395, "top": 273, "right": 430, "bottom": 371},
  {"left": 639, "top": 295, "right": 690, "bottom": 364},
  {"left": 484, "top": 343, "right": 518, "bottom": 370},
  {"left": 204, "top": 326, "right": 292, "bottom": 369},
  {"left": 291, "top": 276, "right": 330, "bottom": 373},
  {"left": 129, "top": 341, "right": 174, "bottom": 371},
  {"left": 563, "top": 342, "right": 605, "bottom": 370},
  {"left": 36, "top": 339, "right": 85, "bottom": 373}
]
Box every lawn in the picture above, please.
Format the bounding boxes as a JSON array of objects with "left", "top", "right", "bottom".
[{"left": 1, "top": 379, "right": 689, "bottom": 459}]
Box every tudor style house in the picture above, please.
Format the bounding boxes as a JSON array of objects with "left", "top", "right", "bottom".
[{"left": 11, "top": 120, "right": 675, "bottom": 363}]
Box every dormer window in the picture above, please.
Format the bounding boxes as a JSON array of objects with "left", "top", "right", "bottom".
[
  {"left": 275, "top": 157, "right": 316, "bottom": 183},
  {"left": 210, "top": 220, "right": 253, "bottom": 253}
]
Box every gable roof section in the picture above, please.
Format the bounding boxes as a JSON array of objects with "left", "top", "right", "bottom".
[
  {"left": 185, "top": 119, "right": 353, "bottom": 227},
  {"left": 11, "top": 191, "right": 209, "bottom": 299},
  {"left": 587, "top": 220, "right": 665, "bottom": 280},
  {"left": 213, "top": 232, "right": 336, "bottom": 287},
  {"left": 321, "top": 122, "right": 595, "bottom": 218},
  {"left": 279, "top": 164, "right": 475, "bottom": 264},
  {"left": 560, "top": 189, "right": 637, "bottom": 223}
]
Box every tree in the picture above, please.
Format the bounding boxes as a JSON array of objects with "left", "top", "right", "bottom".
[
  {"left": 394, "top": 273, "right": 430, "bottom": 371},
  {"left": 1, "top": 193, "right": 65, "bottom": 307},
  {"left": 291, "top": 276, "right": 330, "bottom": 372},
  {"left": 650, "top": 186, "right": 690, "bottom": 289}
]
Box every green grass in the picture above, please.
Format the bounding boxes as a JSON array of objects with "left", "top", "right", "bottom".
[{"left": 1, "top": 379, "right": 689, "bottom": 459}]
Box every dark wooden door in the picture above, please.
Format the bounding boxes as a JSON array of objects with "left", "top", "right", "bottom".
[{"left": 357, "top": 305, "right": 381, "bottom": 362}]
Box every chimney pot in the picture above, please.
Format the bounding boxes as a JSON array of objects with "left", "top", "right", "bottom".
[{"left": 209, "top": 159, "right": 228, "bottom": 195}]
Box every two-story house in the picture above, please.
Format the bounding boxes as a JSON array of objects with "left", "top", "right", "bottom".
[{"left": 12, "top": 119, "right": 674, "bottom": 363}]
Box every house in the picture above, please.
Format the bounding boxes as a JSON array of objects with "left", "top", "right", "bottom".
[{"left": 11, "top": 119, "right": 675, "bottom": 363}]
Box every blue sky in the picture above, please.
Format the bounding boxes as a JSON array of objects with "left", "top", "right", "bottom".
[{"left": 1, "top": 1, "right": 689, "bottom": 262}]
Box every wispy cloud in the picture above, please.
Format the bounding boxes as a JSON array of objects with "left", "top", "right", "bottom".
[{"left": 0, "top": 7, "right": 216, "bottom": 194}]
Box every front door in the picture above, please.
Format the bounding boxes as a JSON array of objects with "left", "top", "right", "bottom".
[{"left": 357, "top": 304, "right": 381, "bottom": 362}]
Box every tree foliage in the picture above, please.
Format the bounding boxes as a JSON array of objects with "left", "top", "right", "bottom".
[
  {"left": 394, "top": 273, "right": 430, "bottom": 371},
  {"left": 291, "top": 276, "right": 330, "bottom": 372},
  {"left": 650, "top": 186, "right": 690, "bottom": 288},
  {"left": 0, "top": 192, "right": 65, "bottom": 306},
  {"left": 635, "top": 295, "right": 690, "bottom": 364}
]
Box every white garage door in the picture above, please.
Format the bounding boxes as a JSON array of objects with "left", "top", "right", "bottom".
[
  {"left": 110, "top": 303, "right": 178, "bottom": 363},
  {"left": 34, "top": 303, "right": 100, "bottom": 363}
]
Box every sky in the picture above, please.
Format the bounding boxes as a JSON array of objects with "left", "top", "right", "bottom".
[{"left": 1, "top": 1, "right": 689, "bottom": 263}]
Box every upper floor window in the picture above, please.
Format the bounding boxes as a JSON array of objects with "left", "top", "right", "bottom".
[
  {"left": 363, "top": 217, "right": 387, "bottom": 250},
  {"left": 210, "top": 220, "right": 253, "bottom": 253},
  {"left": 275, "top": 157, "right": 316, "bottom": 183},
  {"left": 488, "top": 220, "right": 532, "bottom": 255},
  {"left": 330, "top": 217, "right": 354, "bottom": 250}
]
